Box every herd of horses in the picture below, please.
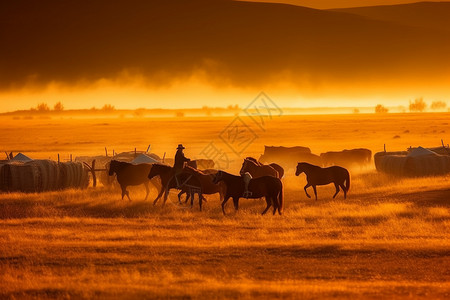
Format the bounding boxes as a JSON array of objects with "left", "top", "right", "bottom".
[{"left": 108, "top": 156, "right": 351, "bottom": 215}]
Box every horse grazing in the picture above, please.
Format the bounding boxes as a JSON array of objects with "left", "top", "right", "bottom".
[
  {"left": 147, "top": 164, "right": 204, "bottom": 209},
  {"left": 244, "top": 157, "right": 284, "bottom": 178},
  {"left": 295, "top": 162, "right": 350, "bottom": 200},
  {"left": 182, "top": 166, "right": 226, "bottom": 205},
  {"left": 212, "top": 171, "right": 283, "bottom": 215},
  {"left": 239, "top": 158, "right": 280, "bottom": 179},
  {"left": 108, "top": 160, "right": 157, "bottom": 201}
]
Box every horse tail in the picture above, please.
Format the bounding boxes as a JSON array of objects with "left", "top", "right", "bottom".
[
  {"left": 345, "top": 170, "right": 350, "bottom": 192},
  {"left": 278, "top": 180, "right": 284, "bottom": 214}
]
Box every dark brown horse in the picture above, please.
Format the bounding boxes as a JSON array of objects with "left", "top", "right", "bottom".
[
  {"left": 295, "top": 162, "right": 350, "bottom": 200},
  {"left": 108, "top": 160, "right": 158, "bottom": 201},
  {"left": 243, "top": 157, "right": 284, "bottom": 178},
  {"left": 147, "top": 164, "right": 204, "bottom": 209},
  {"left": 212, "top": 171, "right": 283, "bottom": 215},
  {"left": 239, "top": 158, "right": 279, "bottom": 179},
  {"left": 182, "top": 166, "right": 226, "bottom": 205}
]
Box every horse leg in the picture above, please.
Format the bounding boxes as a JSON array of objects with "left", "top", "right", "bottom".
[
  {"left": 153, "top": 188, "right": 164, "bottom": 206},
  {"left": 162, "top": 186, "right": 171, "bottom": 207},
  {"left": 198, "top": 192, "right": 203, "bottom": 211},
  {"left": 340, "top": 183, "right": 347, "bottom": 199},
  {"left": 121, "top": 185, "right": 127, "bottom": 200},
  {"left": 185, "top": 192, "right": 190, "bottom": 204},
  {"left": 312, "top": 185, "right": 318, "bottom": 201},
  {"left": 273, "top": 196, "right": 278, "bottom": 215},
  {"left": 233, "top": 197, "right": 239, "bottom": 211},
  {"left": 333, "top": 183, "right": 340, "bottom": 199},
  {"left": 221, "top": 196, "right": 231, "bottom": 215},
  {"left": 261, "top": 196, "right": 271, "bottom": 215},
  {"left": 177, "top": 191, "right": 184, "bottom": 204},
  {"left": 304, "top": 183, "right": 311, "bottom": 198}
]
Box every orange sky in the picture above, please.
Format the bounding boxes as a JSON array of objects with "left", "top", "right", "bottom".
[
  {"left": 0, "top": 0, "right": 449, "bottom": 112},
  {"left": 242, "top": 0, "right": 450, "bottom": 9}
]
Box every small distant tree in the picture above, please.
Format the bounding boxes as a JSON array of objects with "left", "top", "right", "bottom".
[
  {"left": 409, "top": 98, "right": 427, "bottom": 112},
  {"left": 353, "top": 108, "right": 360, "bottom": 114},
  {"left": 375, "top": 104, "right": 388, "bottom": 114},
  {"left": 53, "top": 101, "right": 64, "bottom": 111},
  {"left": 430, "top": 100, "right": 447, "bottom": 111},
  {"left": 102, "top": 104, "right": 115, "bottom": 111},
  {"left": 175, "top": 111, "right": 185, "bottom": 118},
  {"left": 36, "top": 102, "right": 50, "bottom": 111}
]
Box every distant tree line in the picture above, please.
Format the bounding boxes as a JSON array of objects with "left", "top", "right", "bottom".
[{"left": 375, "top": 98, "right": 447, "bottom": 113}]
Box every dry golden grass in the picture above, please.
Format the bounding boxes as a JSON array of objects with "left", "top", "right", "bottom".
[{"left": 1, "top": 113, "right": 450, "bottom": 299}]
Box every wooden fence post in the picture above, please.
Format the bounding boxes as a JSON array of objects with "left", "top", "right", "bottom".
[{"left": 92, "top": 159, "right": 97, "bottom": 187}]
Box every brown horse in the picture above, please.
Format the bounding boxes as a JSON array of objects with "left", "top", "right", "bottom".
[
  {"left": 212, "top": 171, "right": 283, "bottom": 215},
  {"left": 108, "top": 160, "right": 158, "bottom": 201},
  {"left": 182, "top": 166, "right": 226, "bottom": 205},
  {"left": 147, "top": 164, "right": 204, "bottom": 209},
  {"left": 244, "top": 157, "right": 284, "bottom": 178},
  {"left": 295, "top": 162, "right": 350, "bottom": 200},
  {"left": 239, "top": 158, "right": 280, "bottom": 179}
]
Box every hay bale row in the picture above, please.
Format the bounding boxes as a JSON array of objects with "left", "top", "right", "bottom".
[
  {"left": 1, "top": 162, "right": 41, "bottom": 193},
  {"left": 374, "top": 152, "right": 450, "bottom": 177},
  {"left": 0, "top": 160, "right": 89, "bottom": 193},
  {"left": 59, "top": 162, "right": 89, "bottom": 190},
  {"left": 374, "top": 151, "right": 408, "bottom": 171}
]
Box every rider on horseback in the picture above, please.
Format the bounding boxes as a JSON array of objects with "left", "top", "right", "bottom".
[{"left": 173, "top": 144, "right": 190, "bottom": 187}]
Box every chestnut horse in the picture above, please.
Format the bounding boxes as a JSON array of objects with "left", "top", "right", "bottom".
[
  {"left": 243, "top": 157, "right": 284, "bottom": 178},
  {"left": 147, "top": 164, "right": 204, "bottom": 209},
  {"left": 212, "top": 171, "right": 283, "bottom": 215},
  {"left": 108, "top": 160, "right": 158, "bottom": 201},
  {"left": 295, "top": 162, "right": 350, "bottom": 200},
  {"left": 239, "top": 158, "right": 280, "bottom": 179},
  {"left": 182, "top": 166, "right": 226, "bottom": 206}
]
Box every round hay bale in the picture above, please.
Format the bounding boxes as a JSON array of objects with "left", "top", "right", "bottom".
[
  {"left": 405, "top": 154, "right": 450, "bottom": 177},
  {"left": 33, "top": 160, "right": 60, "bottom": 191},
  {"left": 374, "top": 151, "right": 408, "bottom": 172},
  {"left": 4, "top": 162, "right": 40, "bottom": 193},
  {"left": 377, "top": 155, "right": 407, "bottom": 176},
  {"left": 0, "top": 163, "right": 8, "bottom": 191}
]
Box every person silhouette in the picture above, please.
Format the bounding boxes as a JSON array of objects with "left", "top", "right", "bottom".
[{"left": 173, "top": 144, "right": 190, "bottom": 187}]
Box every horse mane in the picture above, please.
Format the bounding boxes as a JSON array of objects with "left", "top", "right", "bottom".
[
  {"left": 245, "top": 157, "right": 262, "bottom": 166},
  {"left": 110, "top": 160, "right": 132, "bottom": 169},
  {"left": 244, "top": 158, "right": 259, "bottom": 167},
  {"left": 153, "top": 163, "right": 172, "bottom": 169},
  {"left": 298, "top": 162, "right": 321, "bottom": 169},
  {"left": 184, "top": 165, "right": 205, "bottom": 175}
]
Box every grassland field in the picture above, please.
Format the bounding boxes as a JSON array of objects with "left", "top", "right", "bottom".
[{"left": 0, "top": 113, "right": 449, "bottom": 299}]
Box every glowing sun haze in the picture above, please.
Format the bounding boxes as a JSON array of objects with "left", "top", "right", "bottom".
[{"left": 1, "top": 0, "right": 450, "bottom": 112}]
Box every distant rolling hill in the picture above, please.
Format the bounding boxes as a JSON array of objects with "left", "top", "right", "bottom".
[
  {"left": 1, "top": 0, "right": 449, "bottom": 89},
  {"left": 332, "top": 1, "right": 450, "bottom": 32}
]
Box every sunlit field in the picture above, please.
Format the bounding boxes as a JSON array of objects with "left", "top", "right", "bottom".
[{"left": 1, "top": 113, "right": 450, "bottom": 299}]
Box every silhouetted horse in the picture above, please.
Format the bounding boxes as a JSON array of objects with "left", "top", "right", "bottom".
[
  {"left": 239, "top": 158, "right": 280, "bottom": 179},
  {"left": 108, "top": 160, "right": 157, "bottom": 201},
  {"left": 182, "top": 166, "right": 226, "bottom": 205},
  {"left": 148, "top": 164, "right": 204, "bottom": 209},
  {"left": 244, "top": 157, "right": 284, "bottom": 178},
  {"left": 212, "top": 171, "right": 283, "bottom": 215},
  {"left": 295, "top": 162, "right": 350, "bottom": 200}
]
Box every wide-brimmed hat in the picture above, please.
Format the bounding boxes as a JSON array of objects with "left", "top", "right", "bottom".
[{"left": 177, "top": 144, "right": 185, "bottom": 150}]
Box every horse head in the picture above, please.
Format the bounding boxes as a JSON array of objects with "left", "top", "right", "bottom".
[
  {"left": 212, "top": 170, "right": 224, "bottom": 184},
  {"left": 148, "top": 164, "right": 168, "bottom": 179},
  {"left": 239, "top": 159, "right": 251, "bottom": 175},
  {"left": 295, "top": 163, "right": 305, "bottom": 176},
  {"left": 108, "top": 160, "right": 118, "bottom": 176}
]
